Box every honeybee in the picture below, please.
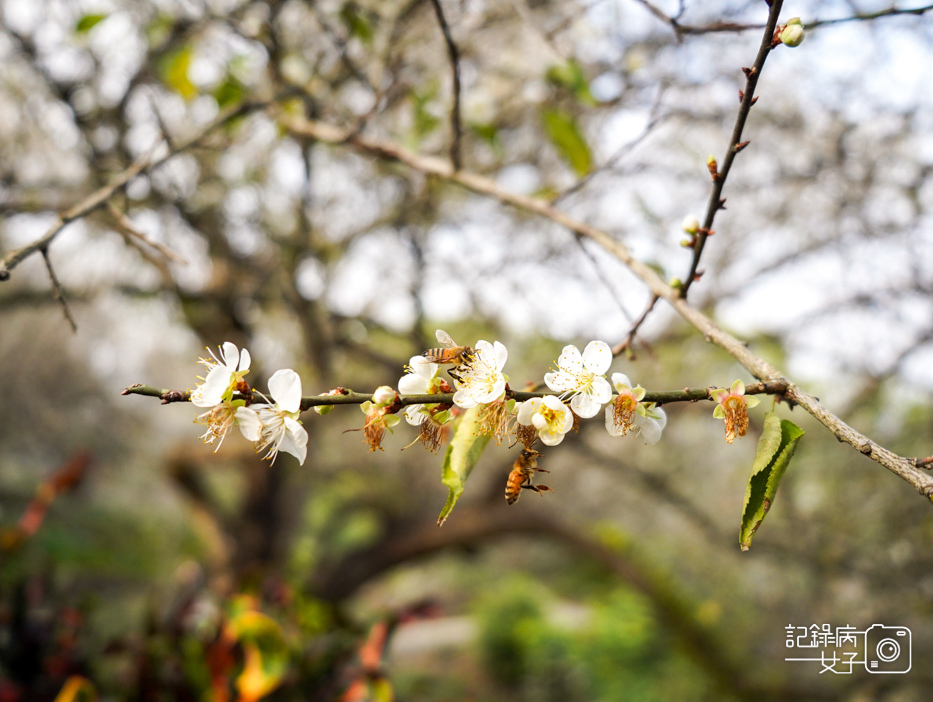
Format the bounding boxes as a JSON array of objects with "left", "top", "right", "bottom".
[
  {"left": 420, "top": 329, "right": 474, "bottom": 381},
  {"left": 505, "top": 448, "right": 552, "bottom": 505}
]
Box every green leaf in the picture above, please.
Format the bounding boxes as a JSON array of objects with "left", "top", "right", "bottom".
[
  {"left": 158, "top": 46, "right": 197, "bottom": 100},
  {"left": 410, "top": 83, "right": 441, "bottom": 141},
  {"left": 213, "top": 75, "right": 245, "bottom": 109},
  {"left": 541, "top": 108, "right": 592, "bottom": 176},
  {"left": 437, "top": 407, "right": 492, "bottom": 526},
  {"left": 545, "top": 60, "right": 597, "bottom": 106},
  {"left": 339, "top": 3, "right": 374, "bottom": 44},
  {"left": 740, "top": 412, "right": 804, "bottom": 551},
  {"left": 75, "top": 14, "right": 107, "bottom": 34}
]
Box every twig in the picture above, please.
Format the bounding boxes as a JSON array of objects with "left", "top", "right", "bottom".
[
  {"left": 679, "top": 0, "right": 784, "bottom": 298},
  {"left": 106, "top": 201, "right": 187, "bottom": 264},
  {"left": 613, "top": 294, "right": 658, "bottom": 357},
  {"left": 276, "top": 112, "right": 933, "bottom": 500},
  {"left": 40, "top": 248, "right": 77, "bottom": 332},
  {"left": 636, "top": 3, "right": 933, "bottom": 35},
  {"left": 121, "top": 380, "right": 790, "bottom": 410},
  {"left": 429, "top": 0, "right": 463, "bottom": 170}
]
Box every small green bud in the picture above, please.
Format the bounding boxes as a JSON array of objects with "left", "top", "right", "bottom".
[
  {"left": 780, "top": 21, "right": 805, "bottom": 47},
  {"left": 669, "top": 277, "right": 683, "bottom": 289},
  {"left": 682, "top": 215, "right": 700, "bottom": 234},
  {"left": 314, "top": 404, "right": 334, "bottom": 416}
]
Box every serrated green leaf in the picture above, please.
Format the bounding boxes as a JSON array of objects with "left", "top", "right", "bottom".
[
  {"left": 158, "top": 46, "right": 197, "bottom": 100},
  {"left": 545, "top": 59, "right": 597, "bottom": 106},
  {"left": 75, "top": 14, "right": 107, "bottom": 34},
  {"left": 437, "top": 407, "right": 492, "bottom": 526},
  {"left": 541, "top": 108, "right": 592, "bottom": 176},
  {"left": 740, "top": 412, "right": 804, "bottom": 551}
]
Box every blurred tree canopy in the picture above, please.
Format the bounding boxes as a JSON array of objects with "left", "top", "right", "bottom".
[{"left": 1, "top": 0, "right": 933, "bottom": 700}]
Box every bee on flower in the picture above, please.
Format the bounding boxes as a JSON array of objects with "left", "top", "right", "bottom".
[
  {"left": 544, "top": 340, "right": 613, "bottom": 418},
  {"left": 451, "top": 340, "right": 509, "bottom": 409},
  {"left": 605, "top": 373, "right": 666, "bottom": 444},
  {"left": 711, "top": 379, "right": 760, "bottom": 444}
]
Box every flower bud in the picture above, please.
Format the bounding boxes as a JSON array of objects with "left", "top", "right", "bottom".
[
  {"left": 779, "top": 20, "right": 805, "bottom": 47},
  {"left": 669, "top": 277, "right": 683, "bottom": 289},
  {"left": 314, "top": 404, "right": 334, "bottom": 415},
  {"left": 372, "top": 385, "right": 397, "bottom": 406},
  {"left": 681, "top": 215, "right": 700, "bottom": 234}
]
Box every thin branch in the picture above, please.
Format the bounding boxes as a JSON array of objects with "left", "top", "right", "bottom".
[
  {"left": 635, "top": 2, "right": 933, "bottom": 35},
  {"left": 0, "top": 97, "right": 274, "bottom": 281},
  {"left": 106, "top": 201, "right": 187, "bottom": 264},
  {"left": 40, "top": 248, "right": 77, "bottom": 332},
  {"left": 613, "top": 294, "right": 658, "bottom": 357},
  {"left": 680, "top": 0, "right": 783, "bottom": 298},
  {"left": 429, "top": 0, "right": 463, "bottom": 170},
  {"left": 121, "top": 380, "right": 790, "bottom": 410},
  {"left": 275, "top": 113, "right": 933, "bottom": 500}
]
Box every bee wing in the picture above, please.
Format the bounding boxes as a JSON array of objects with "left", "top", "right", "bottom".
[{"left": 435, "top": 329, "right": 457, "bottom": 348}]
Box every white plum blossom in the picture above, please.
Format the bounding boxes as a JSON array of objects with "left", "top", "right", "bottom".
[
  {"left": 399, "top": 356, "right": 449, "bottom": 426},
  {"left": 516, "top": 395, "right": 574, "bottom": 446},
  {"left": 544, "top": 341, "right": 613, "bottom": 418},
  {"left": 452, "top": 340, "right": 508, "bottom": 409},
  {"left": 605, "top": 373, "right": 667, "bottom": 445},
  {"left": 191, "top": 342, "right": 251, "bottom": 408},
  {"left": 237, "top": 369, "right": 308, "bottom": 465}
]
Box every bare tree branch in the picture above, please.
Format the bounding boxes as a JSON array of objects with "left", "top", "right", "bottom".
[{"left": 429, "top": 0, "right": 464, "bottom": 170}]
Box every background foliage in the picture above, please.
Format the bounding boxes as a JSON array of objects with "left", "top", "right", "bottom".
[{"left": 2, "top": 0, "right": 933, "bottom": 699}]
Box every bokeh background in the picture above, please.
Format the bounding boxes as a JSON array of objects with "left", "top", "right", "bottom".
[{"left": 2, "top": 0, "right": 933, "bottom": 699}]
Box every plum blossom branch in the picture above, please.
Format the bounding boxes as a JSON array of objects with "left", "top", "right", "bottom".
[
  {"left": 274, "top": 113, "right": 933, "bottom": 501},
  {"left": 122, "top": 380, "right": 791, "bottom": 409}
]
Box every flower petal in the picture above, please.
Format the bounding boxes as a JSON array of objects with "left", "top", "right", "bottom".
[
  {"left": 192, "top": 365, "right": 234, "bottom": 407},
  {"left": 745, "top": 395, "right": 760, "bottom": 408},
  {"left": 581, "top": 340, "right": 612, "bottom": 374},
  {"left": 221, "top": 342, "right": 240, "bottom": 370},
  {"left": 516, "top": 399, "right": 540, "bottom": 425},
  {"left": 538, "top": 429, "right": 565, "bottom": 446},
  {"left": 571, "top": 393, "right": 600, "bottom": 419},
  {"left": 236, "top": 406, "right": 263, "bottom": 441},
  {"left": 399, "top": 373, "right": 430, "bottom": 395},
  {"left": 605, "top": 406, "right": 623, "bottom": 436},
  {"left": 453, "top": 388, "right": 477, "bottom": 409},
  {"left": 238, "top": 347, "right": 251, "bottom": 372},
  {"left": 411, "top": 356, "right": 438, "bottom": 379},
  {"left": 544, "top": 371, "right": 577, "bottom": 393},
  {"left": 493, "top": 341, "right": 508, "bottom": 371},
  {"left": 268, "top": 369, "right": 302, "bottom": 413},
  {"left": 636, "top": 415, "right": 663, "bottom": 445},
  {"left": 590, "top": 376, "right": 613, "bottom": 404},
  {"left": 282, "top": 416, "right": 309, "bottom": 464},
  {"left": 556, "top": 345, "right": 583, "bottom": 374},
  {"left": 611, "top": 373, "right": 632, "bottom": 392},
  {"left": 731, "top": 379, "right": 746, "bottom": 395}
]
